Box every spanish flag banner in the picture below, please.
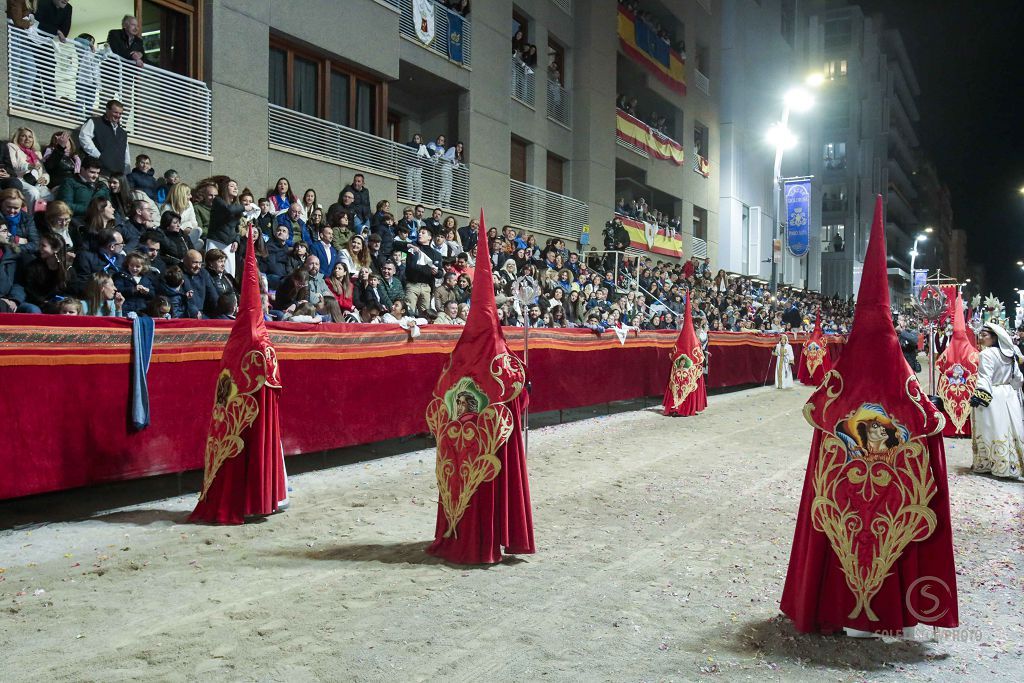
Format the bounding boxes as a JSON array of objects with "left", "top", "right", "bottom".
[
  {"left": 617, "top": 214, "right": 683, "bottom": 259},
  {"left": 616, "top": 110, "right": 685, "bottom": 166},
  {"left": 617, "top": 6, "right": 687, "bottom": 96}
]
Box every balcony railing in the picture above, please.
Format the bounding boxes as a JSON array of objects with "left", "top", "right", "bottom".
[
  {"left": 509, "top": 179, "right": 589, "bottom": 242},
  {"left": 693, "top": 154, "right": 710, "bottom": 178},
  {"left": 511, "top": 58, "right": 535, "bottom": 107},
  {"left": 694, "top": 69, "right": 710, "bottom": 96},
  {"left": 6, "top": 24, "right": 212, "bottom": 158},
  {"left": 268, "top": 104, "right": 469, "bottom": 214},
  {"left": 546, "top": 79, "right": 570, "bottom": 127},
  {"left": 691, "top": 235, "right": 708, "bottom": 259},
  {"left": 399, "top": 0, "right": 472, "bottom": 67},
  {"left": 616, "top": 135, "right": 650, "bottom": 159}
]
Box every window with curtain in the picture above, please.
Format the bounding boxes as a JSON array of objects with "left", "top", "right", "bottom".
[{"left": 269, "top": 36, "right": 384, "bottom": 134}]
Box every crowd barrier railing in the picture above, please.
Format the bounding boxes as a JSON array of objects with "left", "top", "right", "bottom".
[{"left": 0, "top": 315, "right": 842, "bottom": 500}]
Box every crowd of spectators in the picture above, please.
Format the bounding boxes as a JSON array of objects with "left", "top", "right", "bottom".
[
  {"left": 613, "top": 198, "right": 683, "bottom": 238},
  {"left": 617, "top": 0, "right": 686, "bottom": 56},
  {"left": 616, "top": 94, "right": 672, "bottom": 137},
  {"left": 0, "top": 95, "right": 855, "bottom": 336}
]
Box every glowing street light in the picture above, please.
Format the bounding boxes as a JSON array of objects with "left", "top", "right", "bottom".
[{"left": 765, "top": 122, "right": 798, "bottom": 150}]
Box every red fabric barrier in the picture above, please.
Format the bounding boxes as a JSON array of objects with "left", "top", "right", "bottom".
[{"left": 0, "top": 315, "right": 843, "bottom": 500}]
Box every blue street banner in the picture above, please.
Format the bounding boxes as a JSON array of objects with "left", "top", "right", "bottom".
[
  {"left": 913, "top": 269, "right": 927, "bottom": 296},
  {"left": 447, "top": 11, "right": 464, "bottom": 64},
  {"left": 784, "top": 179, "right": 811, "bottom": 257}
]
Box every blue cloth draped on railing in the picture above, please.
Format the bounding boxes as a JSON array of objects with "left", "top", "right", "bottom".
[
  {"left": 634, "top": 18, "right": 670, "bottom": 68},
  {"left": 447, "top": 11, "right": 464, "bottom": 64},
  {"left": 130, "top": 315, "right": 154, "bottom": 430}
]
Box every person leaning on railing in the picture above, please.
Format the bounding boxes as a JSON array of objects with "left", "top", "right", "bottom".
[{"left": 106, "top": 14, "right": 146, "bottom": 68}]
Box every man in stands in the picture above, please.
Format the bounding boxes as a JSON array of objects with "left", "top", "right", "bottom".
[
  {"left": 128, "top": 154, "right": 159, "bottom": 201},
  {"left": 458, "top": 216, "right": 479, "bottom": 252},
  {"left": 192, "top": 181, "right": 216, "bottom": 240},
  {"left": 181, "top": 249, "right": 211, "bottom": 317},
  {"left": 339, "top": 173, "right": 371, "bottom": 226},
  {"left": 310, "top": 224, "right": 339, "bottom": 276},
  {"left": 35, "top": 0, "right": 73, "bottom": 41},
  {"left": 56, "top": 156, "right": 108, "bottom": 219},
  {"left": 120, "top": 199, "right": 152, "bottom": 252},
  {"left": 71, "top": 228, "right": 125, "bottom": 294},
  {"left": 396, "top": 226, "right": 442, "bottom": 316},
  {"left": 378, "top": 261, "right": 405, "bottom": 312},
  {"left": 79, "top": 100, "right": 130, "bottom": 176},
  {"left": 107, "top": 14, "right": 146, "bottom": 67},
  {"left": 139, "top": 230, "right": 168, "bottom": 274},
  {"left": 264, "top": 225, "right": 291, "bottom": 288},
  {"left": 423, "top": 207, "right": 443, "bottom": 236}
]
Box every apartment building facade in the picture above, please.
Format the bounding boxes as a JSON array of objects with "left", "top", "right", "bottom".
[{"left": 0, "top": 0, "right": 724, "bottom": 268}]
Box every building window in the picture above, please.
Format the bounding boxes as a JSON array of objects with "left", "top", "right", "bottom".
[
  {"left": 510, "top": 136, "right": 528, "bottom": 182},
  {"left": 824, "top": 59, "right": 848, "bottom": 80},
  {"left": 696, "top": 44, "right": 710, "bottom": 76},
  {"left": 269, "top": 35, "right": 385, "bottom": 135},
  {"left": 692, "top": 205, "right": 708, "bottom": 241},
  {"left": 822, "top": 224, "right": 846, "bottom": 252},
  {"left": 822, "top": 184, "right": 848, "bottom": 213},
  {"left": 824, "top": 97, "right": 849, "bottom": 129},
  {"left": 693, "top": 122, "right": 709, "bottom": 159},
  {"left": 824, "top": 19, "right": 852, "bottom": 50},
  {"left": 823, "top": 141, "right": 847, "bottom": 170},
  {"left": 547, "top": 37, "right": 565, "bottom": 86},
  {"left": 546, "top": 152, "right": 565, "bottom": 194},
  {"left": 780, "top": 0, "right": 796, "bottom": 46},
  {"left": 139, "top": 0, "right": 203, "bottom": 78}
]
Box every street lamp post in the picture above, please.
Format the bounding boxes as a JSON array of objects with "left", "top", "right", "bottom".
[
  {"left": 908, "top": 229, "right": 932, "bottom": 297},
  {"left": 768, "top": 84, "right": 817, "bottom": 293}
]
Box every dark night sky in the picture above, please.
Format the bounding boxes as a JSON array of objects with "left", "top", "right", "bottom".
[{"left": 854, "top": 0, "right": 1024, "bottom": 304}]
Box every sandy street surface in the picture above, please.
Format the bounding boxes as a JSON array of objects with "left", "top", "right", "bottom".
[{"left": 1, "top": 384, "right": 1022, "bottom": 682}]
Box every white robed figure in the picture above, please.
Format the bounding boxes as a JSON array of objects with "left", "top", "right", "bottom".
[
  {"left": 971, "top": 322, "right": 1024, "bottom": 479},
  {"left": 773, "top": 334, "right": 795, "bottom": 389}
]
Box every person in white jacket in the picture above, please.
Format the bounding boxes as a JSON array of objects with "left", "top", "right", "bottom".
[
  {"left": 773, "top": 334, "right": 795, "bottom": 389},
  {"left": 970, "top": 322, "right": 1024, "bottom": 479}
]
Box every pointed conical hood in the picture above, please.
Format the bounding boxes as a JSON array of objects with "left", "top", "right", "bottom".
[
  {"left": 812, "top": 310, "right": 823, "bottom": 337},
  {"left": 673, "top": 293, "right": 700, "bottom": 358},
  {"left": 431, "top": 210, "right": 524, "bottom": 406},
  {"left": 935, "top": 291, "right": 981, "bottom": 435},
  {"left": 804, "top": 195, "right": 943, "bottom": 438},
  {"left": 222, "top": 226, "right": 279, "bottom": 388}
]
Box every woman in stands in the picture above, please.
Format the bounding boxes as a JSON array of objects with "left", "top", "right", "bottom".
[
  {"left": 340, "top": 234, "right": 372, "bottom": 274},
  {"left": 37, "top": 200, "right": 76, "bottom": 259},
  {"left": 268, "top": 177, "right": 298, "bottom": 216},
  {"left": 161, "top": 183, "right": 201, "bottom": 249},
  {"left": 202, "top": 248, "right": 235, "bottom": 318},
  {"left": 81, "top": 272, "right": 124, "bottom": 316},
  {"left": 325, "top": 262, "right": 356, "bottom": 315},
  {"left": 455, "top": 273, "right": 472, "bottom": 303},
  {"left": 274, "top": 267, "right": 310, "bottom": 311},
  {"left": 6, "top": 127, "right": 52, "bottom": 204},
  {"left": 107, "top": 173, "right": 133, "bottom": 223},
  {"left": 299, "top": 188, "right": 320, "bottom": 222},
  {"left": 286, "top": 241, "right": 309, "bottom": 274},
  {"left": 41, "top": 130, "right": 80, "bottom": 191},
  {"left": 21, "top": 233, "right": 71, "bottom": 311},
  {"left": 81, "top": 197, "right": 119, "bottom": 251}
]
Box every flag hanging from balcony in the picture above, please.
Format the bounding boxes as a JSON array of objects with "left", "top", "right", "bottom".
[
  {"left": 617, "top": 5, "right": 686, "bottom": 95},
  {"left": 784, "top": 179, "right": 811, "bottom": 257},
  {"left": 447, "top": 10, "right": 464, "bottom": 64},
  {"left": 616, "top": 110, "right": 685, "bottom": 166},
  {"left": 414, "top": 0, "right": 436, "bottom": 46},
  {"left": 617, "top": 214, "right": 683, "bottom": 258}
]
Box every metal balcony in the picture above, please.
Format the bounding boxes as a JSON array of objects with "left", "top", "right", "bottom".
[
  {"left": 546, "top": 78, "right": 570, "bottom": 128},
  {"left": 509, "top": 179, "right": 589, "bottom": 242}
]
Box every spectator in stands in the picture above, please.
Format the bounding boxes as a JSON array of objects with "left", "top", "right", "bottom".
[
  {"left": 190, "top": 180, "right": 216, "bottom": 239},
  {"left": 354, "top": 269, "right": 387, "bottom": 311},
  {"left": 202, "top": 248, "right": 234, "bottom": 317},
  {"left": 41, "top": 130, "right": 79, "bottom": 191},
  {"left": 303, "top": 253, "right": 345, "bottom": 322},
  {"left": 262, "top": 224, "right": 290, "bottom": 288},
  {"left": 340, "top": 173, "right": 371, "bottom": 226},
  {"left": 71, "top": 32, "right": 110, "bottom": 116},
  {"left": 71, "top": 227, "right": 123, "bottom": 294},
  {"left": 423, "top": 207, "right": 443, "bottom": 236},
  {"left": 7, "top": 127, "right": 52, "bottom": 203},
  {"left": 21, "top": 232, "right": 70, "bottom": 311},
  {"left": 252, "top": 196, "right": 276, "bottom": 237},
  {"left": 106, "top": 172, "right": 133, "bottom": 222},
  {"left": 156, "top": 210, "right": 190, "bottom": 267},
  {"left": 128, "top": 154, "right": 158, "bottom": 200},
  {"left": 277, "top": 200, "right": 310, "bottom": 247},
  {"left": 181, "top": 249, "right": 210, "bottom": 315},
  {"left": 119, "top": 198, "right": 152, "bottom": 252},
  {"left": 268, "top": 177, "right": 297, "bottom": 216},
  {"left": 38, "top": 200, "right": 75, "bottom": 255},
  {"left": 378, "top": 261, "right": 404, "bottom": 312},
  {"left": 0, "top": 222, "right": 31, "bottom": 313},
  {"left": 299, "top": 188, "right": 321, "bottom": 222},
  {"left": 35, "top": 0, "right": 73, "bottom": 41},
  {"left": 81, "top": 272, "right": 124, "bottom": 316},
  {"left": 339, "top": 234, "right": 371, "bottom": 275},
  {"left": 162, "top": 182, "right": 201, "bottom": 248},
  {"left": 206, "top": 179, "right": 243, "bottom": 278},
  {"left": 79, "top": 100, "right": 130, "bottom": 176},
  {"left": 434, "top": 300, "right": 460, "bottom": 325},
  {"left": 78, "top": 197, "right": 118, "bottom": 251},
  {"left": 138, "top": 229, "right": 167, "bottom": 274},
  {"left": 309, "top": 224, "right": 340, "bottom": 277},
  {"left": 157, "top": 265, "right": 196, "bottom": 319},
  {"left": 405, "top": 135, "right": 429, "bottom": 203},
  {"left": 325, "top": 262, "right": 356, "bottom": 315},
  {"left": 114, "top": 251, "right": 157, "bottom": 314},
  {"left": 0, "top": 187, "right": 39, "bottom": 253},
  {"left": 107, "top": 15, "right": 145, "bottom": 67},
  {"left": 397, "top": 226, "right": 442, "bottom": 316}
]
